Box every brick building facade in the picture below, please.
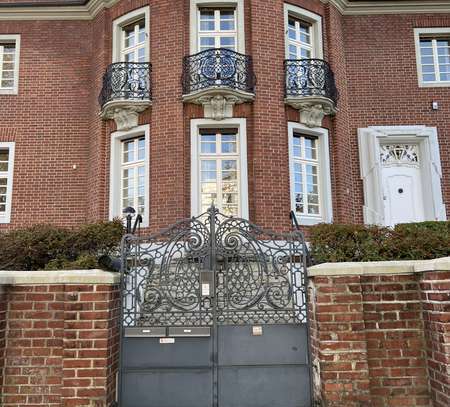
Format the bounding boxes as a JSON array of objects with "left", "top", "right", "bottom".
[{"left": 0, "top": 0, "right": 449, "bottom": 233}]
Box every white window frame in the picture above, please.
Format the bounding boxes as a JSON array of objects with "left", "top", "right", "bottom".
[
  {"left": 190, "top": 0, "right": 245, "bottom": 54},
  {"left": 288, "top": 122, "right": 332, "bottom": 225},
  {"left": 284, "top": 4, "right": 323, "bottom": 59},
  {"left": 0, "top": 142, "right": 15, "bottom": 224},
  {"left": 198, "top": 8, "right": 237, "bottom": 51},
  {"left": 414, "top": 27, "right": 450, "bottom": 87},
  {"left": 112, "top": 6, "right": 150, "bottom": 63},
  {"left": 109, "top": 124, "right": 150, "bottom": 227},
  {"left": 0, "top": 34, "right": 20, "bottom": 95},
  {"left": 191, "top": 118, "right": 248, "bottom": 218}
]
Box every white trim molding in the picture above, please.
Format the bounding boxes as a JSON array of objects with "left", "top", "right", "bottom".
[
  {"left": 0, "top": 34, "right": 20, "bottom": 95},
  {"left": 190, "top": 118, "right": 249, "bottom": 218},
  {"left": 358, "top": 125, "right": 446, "bottom": 225},
  {"left": 284, "top": 4, "right": 323, "bottom": 60},
  {"left": 189, "top": 0, "right": 245, "bottom": 54},
  {"left": 109, "top": 124, "right": 150, "bottom": 227},
  {"left": 3, "top": 0, "right": 450, "bottom": 20},
  {"left": 112, "top": 6, "right": 150, "bottom": 63},
  {"left": 288, "top": 122, "right": 332, "bottom": 226},
  {"left": 414, "top": 27, "right": 450, "bottom": 88},
  {"left": 0, "top": 142, "right": 15, "bottom": 224}
]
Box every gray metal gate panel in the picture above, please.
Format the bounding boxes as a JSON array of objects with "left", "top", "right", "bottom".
[
  {"left": 119, "top": 205, "right": 311, "bottom": 407},
  {"left": 218, "top": 324, "right": 309, "bottom": 365},
  {"left": 122, "top": 370, "right": 213, "bottom": 407},
  {"left": 218, "top": 365, "right": 311, "bottom": 407}
]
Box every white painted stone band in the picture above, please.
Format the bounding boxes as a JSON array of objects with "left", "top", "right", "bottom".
[
  {"left": 308, "top": 257, "right": 450, "bottom": 277},
  {"left": 0, "top": 269, "right": 120, "bottom": 285}
]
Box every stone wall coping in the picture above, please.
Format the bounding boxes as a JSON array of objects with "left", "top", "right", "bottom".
[
  {"left": 0, "top": 269, "right": 120, "bottom": 285},
  {"left": 308, "top": 257, "right": 450, "bottom": 277}
]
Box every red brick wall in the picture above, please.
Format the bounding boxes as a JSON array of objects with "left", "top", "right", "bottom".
[
  {"left": 343, "top": 13, "right": 450, "bottom": 222},
  {"left": 0, "top": 283, "right": 120, "bottom": 407},
  {"left": 310, "top": 269, "right": 450, "bottom": 407},
  {"left": 421, "top": 271, "right": 450, "bottom": 407}
]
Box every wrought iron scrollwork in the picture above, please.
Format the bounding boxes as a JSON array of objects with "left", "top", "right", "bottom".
[
  {"left": 285, "top": 58, "right": 338, "bottom": 104},
  {"left": 98, "top": 62, "right": 151, "bottom": 107},
  {"left": 182, "top": 48, "right": 256, "bottom": 94},
  {"left": 121, "top": 205, "right": 308, "bottom": 328}
]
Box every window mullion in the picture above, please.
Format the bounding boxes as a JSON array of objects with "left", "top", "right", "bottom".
[
  {"left": 217, "top": 158, "right": 222, "bottom": 211},
  {"left": 302, "top": 162, "right": 308, "bottom": 214},
  {"left": 432, "top": 39, "right": 441, "bottom": 82}
]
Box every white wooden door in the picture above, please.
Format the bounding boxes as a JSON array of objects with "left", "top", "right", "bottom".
[{"left": 380, "top": 144, "right": 425, "bottom": 227}]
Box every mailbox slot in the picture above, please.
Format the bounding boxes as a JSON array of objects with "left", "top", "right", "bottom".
[
  {"left": 125, "top": 327, "right": 166, "bottom": 338},
  {"left": 168, "top": 327, "right": 211, "bottom": 337}
]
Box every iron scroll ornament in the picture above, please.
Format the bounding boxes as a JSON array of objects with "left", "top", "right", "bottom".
[
  {"left": 182, "top": 48, "right": 256, "bottom": 95},
  {"left": 99, "top": 62, "right": 151, "bottom": 108},
  {"left": 120, "top": 206, "right": 308, "bottom": 328},
  {"left": 284, "top": 58, "right": 338, "bottom": 104}
]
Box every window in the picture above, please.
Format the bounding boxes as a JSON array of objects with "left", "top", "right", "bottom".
[
  {"left": 0, "top": 142, "right": 15, "bottom": 224},
  {"left": 121, "top": 137, "right": 146, "bottom": 216},
  {"left": 199, "top": 129, "right": 239, "bottom": 216},
  {"left": 121, "top": 19, "right": 147, "bottom": 62},
  {"left": 112, "top": 7, "right": 149, "bottom": 63},
  {"left": 287, "top": 17, "right": 313, "bottom": 59},
  {"left": 191, "top": 118, "right": 248, "bottom": 218},
  {"left": 284, "top": 4, "right": 322, "bottom": 59},
  {"left": 198, "top": 8, "right": 236, "bottom": 51},
  {"left": 414, "top": 28, "right": 450, "bottom": 86},
  {"left": 190, "top": 0, "right": 245, "bottom": 54},
  {"left": 0, "top": 35, "right": 20, "bottom": 95},
  {"left": 109, "top": 125, "right": 149, "bottom": 227},
  {"left": 288, "top": 123, "right": 332, "bottom": 225},
  {"left": 292, "top": 134, "right": 320, "bottom": 216}
]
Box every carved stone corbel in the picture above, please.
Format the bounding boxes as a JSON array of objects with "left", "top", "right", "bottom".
[{"left": 285, "top": 96, "right": 337, "bottom": 128}]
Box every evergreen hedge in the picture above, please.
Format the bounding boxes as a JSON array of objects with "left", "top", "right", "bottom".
[
  {"left": 309, "top": 221, "right": 449, "bottom": 264},
  {"left": 0, "top": 219, "right": 448, "bottom": 270},
  {"left": 0, "top": 220, "right": 124, "bottom": 271}
]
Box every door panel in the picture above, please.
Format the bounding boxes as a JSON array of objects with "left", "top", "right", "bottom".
[
  {"left": 122, "top": 370, "right": 213, "bottom": 407},
  {"left": 382, "top": 166, "right": 424, "bottom": 227},
  {"left": 218, "top": 366, "right": 311, "bottom": 407},
  {"left": 218, "top": 325, "right": 309, "bottom": 365},
  {"left": 122, "top": 337, "right": 213, "bottom": 368}
]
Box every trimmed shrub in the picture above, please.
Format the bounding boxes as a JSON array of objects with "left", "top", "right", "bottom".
[
  {"left": 309, "top": 221, "right": 449, "bottom": 265},
  {"left": 0, "top": 220, "right": 124, "bottom": 271}
]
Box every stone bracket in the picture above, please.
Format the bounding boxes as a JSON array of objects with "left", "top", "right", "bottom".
[
  {"left": 285, "top": 96, "right": 337, "bottom": 128},
  {"left": 183, "top": 88, "right": 254, "bottom": 121},
  {"left": 100, "top": 100, "right": 151, "bottom": 131}
]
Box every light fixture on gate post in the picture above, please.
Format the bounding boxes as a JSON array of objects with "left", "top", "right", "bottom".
[{"left": 123, "top": 206, "right": 136, "bottom": 234}]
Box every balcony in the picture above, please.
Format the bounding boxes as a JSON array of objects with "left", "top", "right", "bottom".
[
  {"left": 99, "top": 62, "right": 151, "bottom": 131},
  {"left": 182, "top": 48, "right": 256, "bottom": 120},
  {"left": 284, "top": 59, "right": 338, "bottom": 127}
]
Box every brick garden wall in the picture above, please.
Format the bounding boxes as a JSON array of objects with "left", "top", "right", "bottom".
[
  {"left": 309, "top": 259, "right": 450, "bottom": 407},
  {"left": 420, "top": 270, "right": 450, "bottom": 407},
  {"left": 0, "top": 261, "right": 448, "bottom": 406},
  {"left": 0, "top": 275, "right": 120, "bottom": 407}
]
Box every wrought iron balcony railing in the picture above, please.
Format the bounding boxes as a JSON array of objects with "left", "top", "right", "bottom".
[
  {"left": 99, "top": 62, "right": 151, "bottom": 108},
  {"left": 284, "top": 59, "right": 338, "bottom": 104},
  {"left": 182, "top": 48, "right": 256, "bottom": 95}
]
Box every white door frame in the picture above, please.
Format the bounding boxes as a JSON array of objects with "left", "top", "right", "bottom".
[{"left": 358, "top": 125, "right": 446, "bottom": 225}]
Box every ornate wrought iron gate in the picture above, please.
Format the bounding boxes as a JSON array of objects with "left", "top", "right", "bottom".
[{"left": 118, "top": 206, "right": 311, "bottom": 407}]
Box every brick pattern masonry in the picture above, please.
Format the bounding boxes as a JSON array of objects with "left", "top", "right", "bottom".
[
  {"left": 0, "top": 284, "right": 119, "bottom": 407},
  {"left": 309, "top": 267, "right": 450, "bottom": 407}
]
